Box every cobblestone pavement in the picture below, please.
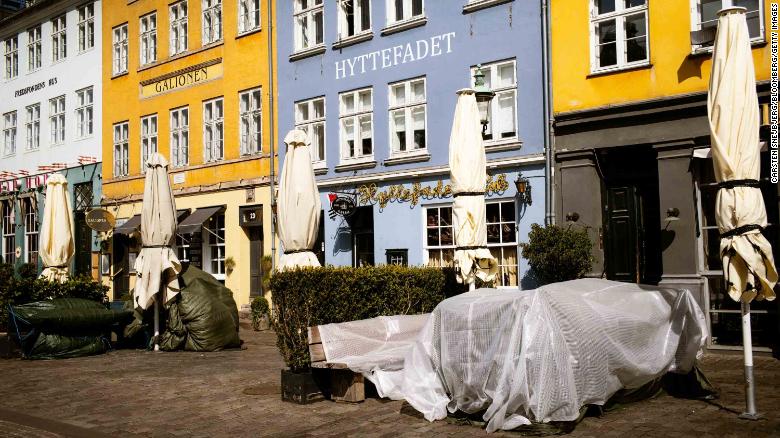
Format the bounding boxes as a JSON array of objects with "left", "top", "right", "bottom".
[{"left": 0, "top": 328, "right": 779, "bottom": 438}]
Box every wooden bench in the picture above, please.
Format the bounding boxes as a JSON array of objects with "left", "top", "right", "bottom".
[{"left": 308, "top": 325, "right": 366, "bottom": 403}]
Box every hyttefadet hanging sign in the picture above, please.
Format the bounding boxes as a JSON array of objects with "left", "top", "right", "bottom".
[
  {"left": 328, "top": 192, "right": 357, "bottom": 219},
  {"left": 358, "top": 174, "right": 509, "bottom": 211}
]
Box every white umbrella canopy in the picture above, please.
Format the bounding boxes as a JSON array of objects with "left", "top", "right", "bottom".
[
  {"left": 38, "top": 173, "right": 75, "bottom": 283},
  {"left": 277, "top": 129, "right": 322, "bottom": 269},
  {"left": 449, "top": 89, "right": 498, "bottom": 285},
  {"left": 708, "top": 8, "right": 778, "bottom": 304},
  {"left": 133, "top": 153, "right": 181, "bottom": 311}
]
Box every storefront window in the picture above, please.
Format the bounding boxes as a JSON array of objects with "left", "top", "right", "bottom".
[
  {"left": 24, "top": 198, "right": 38, "bottom": 265},
  {"left": 2, "top": 201, "right": 15, "bottom": 265},
  {"left": 204, "top": 213, "right": 225, "bottom": 279},
  {"left": 425, "top": 205, "right": 454, "bottom": 267},
  {"left": 486, "top": 200, "right": 518, "bottom": 287},
  {"left": 176, "top": 234, "right": 190, "bottom": 263}
]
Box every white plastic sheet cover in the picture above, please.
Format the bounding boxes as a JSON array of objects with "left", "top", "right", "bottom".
[{"left": 395, "top": 279, "right": 707, "bottom": 432}]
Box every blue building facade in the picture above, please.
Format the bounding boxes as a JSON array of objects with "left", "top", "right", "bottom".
[{"left": 277, "top": 0, "right": 546, "bottom": 288}]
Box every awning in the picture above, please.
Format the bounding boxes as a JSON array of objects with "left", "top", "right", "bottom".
[
  {"left": 114, "top": 214, "right": 142, "bottom": 235},
  {"left": 177, "top": 205, "right": 224, "bottom": 235},
  {"left": 176, "top": 209, "right": 190, "bottom": 222}
]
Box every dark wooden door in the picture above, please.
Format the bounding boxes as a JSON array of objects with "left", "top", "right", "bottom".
[
  {"left": 73, "top": 211, "right": 92, "bottom": 276},
  {"left": 113, "top": 234, "right": 130, "bottom": 297},
  {"left": 349, "top": 207, "right": 374, "bottom": 267},
  {"left": 605, "top": 186, "right": 641, "bottom": 282},
  {"left": 248, "top": 227, "right": 263, "bottom": 297}
]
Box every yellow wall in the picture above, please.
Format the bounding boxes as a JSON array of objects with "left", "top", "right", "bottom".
[{"left": 552, "top": 1, "right": 772, "bottom": 113}]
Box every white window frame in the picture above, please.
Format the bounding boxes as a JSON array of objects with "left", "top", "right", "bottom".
[
  {"left": 49, "top": 95, "right": 65, "bottom": 145},
  {"left": 27, "top": 26, "right": 42, "bottom": 72},
  {"left": 25, "top": 103, "right": 40, "bottom": 151},
  {"left": 388, "top": 77, "right": 427, "bottom": 157},
  {"left": 75, "top": 86, "right": 93, "bottom": 139},
  {"left": 3, "top": 111, "right": 17, "bottom": 156},
  {"left": 141, "top": 114, "right": 158, "bottom": 171},
  {"left": 339, "top": 87, "right": 373, "bottom": 163},
  {"left": 203, "top": 97, "right": 224, "bottom": 162},
  {"left": 386, "top": 0, "right": 424, "bottom": 25},
  {"left": 202, "top": 0, "right": 223, "bottom": 44},
  {"left": 338, "top": 0, "right": 372, "bottom": 40},
  {"left": 51, "top": 15, "right": 67, "bottom": 63},
  {"left": 293, "top": 0, "right": 324, "bottom": 52},
  {"left": 294, "top": 96, "right": 326, "bottom": 167},
  {"left": 689, "top": 0, "right": 765, "bottom": 53},
  {"left": 238, "top": 0, "right": 261, "bottom": 34},
  {"left": 170, "top": 106, "right": 189, "bottom": 167},
  {"left": 485, "top": 199, "right": 518, "bottom": 288},
  {"left": 78, "top": 3, "right": 95, "bottom": 52},
  {"left": 239, "top": 87, "right": 262, "bottom": 156},
  {"left": 113, "top": 122, "right": 129, "bottom": 177},
  {"left": 589, "top": 0, "right": 649, "bottom": 74},
  {"left": 170, "top": 1, "right": 189, "bottom": 56},
  {"left": 2, "top": 201, "right": 14, "bottom": 265},
  {"left": 112, "top": 23, "right": 128, "bottom": 75},
  {"left": 471, "top": 59, "right": 518, "bottom": 144},
  {"left": 423, "top": 204, "right": 454, "bottom": 268},
  {"left": 204, "top": 212, "right": 226, "bottom": 280},
  {"left": 24, "top": 197, "right": 38, "bottom": 264},
  {"left": 4, "top": 37, "right": 18, "bottom": 79},
  {"left": 140, "top": 12, "right": 157, "bottom": 66}
]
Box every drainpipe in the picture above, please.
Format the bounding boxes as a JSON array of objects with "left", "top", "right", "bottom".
[
  {"left": 267, "top": 0, "right": 276, "bottom": 272},
  {"left": 541, "top": 0, "right": 555, "bottom": 225}
]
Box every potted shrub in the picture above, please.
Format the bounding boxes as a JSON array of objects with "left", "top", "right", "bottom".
[
  {"left": 251, "top": 296, "right": 271, "bottom": 331},
  {"left": 520, "top": 223, "right": 593, "bottom": 285}
]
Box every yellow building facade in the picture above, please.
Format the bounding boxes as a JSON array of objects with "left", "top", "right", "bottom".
[
  {"left": 101, "top": 0, "right": 276, "bottom": 307},
  {"left": 550, "top": 0, "right": 777, "bottom": 352}
]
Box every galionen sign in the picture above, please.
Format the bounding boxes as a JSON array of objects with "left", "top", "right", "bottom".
[
  {"left": 85, "top": 208, "right": 116, "bottom": 232},
  {"left": 140, "top": 59, "right": 223, "bottom": 98}
]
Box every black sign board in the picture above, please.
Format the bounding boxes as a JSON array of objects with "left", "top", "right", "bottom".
[
  {"left": 240, "top": 205, "right": 263, "bottom": 227},
  {"left": 328, "top": 194, "right": 356, "bottom": 219}
]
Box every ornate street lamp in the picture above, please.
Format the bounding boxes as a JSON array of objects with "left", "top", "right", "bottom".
[
  {"left": 473, "top": 64, "right": 496, "bottom": 137},
  {"left": 515, "top": 173, "right": 532, "bottom": 206}
]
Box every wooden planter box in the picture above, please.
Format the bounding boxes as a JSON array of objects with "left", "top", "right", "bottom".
[{"left": 280, "top": 369, "right": 326, "bottom": 405}]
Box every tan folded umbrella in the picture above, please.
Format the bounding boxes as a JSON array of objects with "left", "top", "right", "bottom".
[
  {"left": 38, "top": 173, "right": 75, "bottom": 283},
  {"left": 277, "top": 129, "right": 322, "bottom": 269},
  {"left": 449, "top": 89, "right": 498, "bottom": 286},
  {"left": 134, "top": 153, "right": 181, "bottom": 311},
  {"left": 707, "top": 6, "right": 777, "bottom": 419}
]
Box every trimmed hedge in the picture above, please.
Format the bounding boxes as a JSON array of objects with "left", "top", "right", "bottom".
[
  {"left": 520, "top": 223, "right": 593, "bottom": 285},
  {"left": 271, "top": 265, "right": 447, "bottom": 371}
]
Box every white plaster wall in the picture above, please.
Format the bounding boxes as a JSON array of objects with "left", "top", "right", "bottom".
[{"left": 0, "top": 0, "right": 102, "bottom": 175}]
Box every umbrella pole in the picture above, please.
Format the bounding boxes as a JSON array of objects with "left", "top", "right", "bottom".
[
  {"left": 153, "top": 294, "right": 160, "bottom": 352},
  {"left": 739, "top": 300, "right": 759, "bottom": 420},
  {"left": 469, "top": 281, "right": 476, "bottom": 291}
]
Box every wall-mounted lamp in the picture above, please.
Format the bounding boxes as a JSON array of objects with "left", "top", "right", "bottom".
[
  {"left": 515, "top": 174, "right": 532, "bottom": 206},
  {"left": 566, "top": 211, "right": 580, "bottom": 222},
  {"left": 665, "top": 207, "right": 680, "bottom": 223},
  {"left": 473, "top": 64, "right": 496, "bottom": 138}
]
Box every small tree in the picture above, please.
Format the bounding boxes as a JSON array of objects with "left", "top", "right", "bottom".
[{"left": 520, "top": 223, "right": 593, "bottom": 285}]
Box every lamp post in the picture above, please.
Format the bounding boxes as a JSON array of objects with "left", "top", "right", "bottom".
[{"left": 473, "top": 65, "right": 496, "bottom": 138}]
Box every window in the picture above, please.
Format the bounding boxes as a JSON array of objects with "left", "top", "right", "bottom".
[
  {"left": 74, "top": 182, "right": 93, "bottom": 210},
  {"left": 692, "top": 0, "right": 763, "bottom": 49},
  {"left": 141, "top": 114, "right": 158, "bottom": 171},
  {"left": 294, "top": 0, "right": 324, "bottom": 52},
  {"left": 338, "top": 0, "right": 371, "bottom": 39},
  {"left": 113, "top": 122, "right": 129, "bottom": 177},
  {"left": 75, "top": 87, "right": 93, "bottom": 138},
  {"left": 203, "top": 98, "right": 224, "bottom": 162},
  {"left": 112, "top": 24, "right": 128, "bottom": 75},
  {"left": 388, "top": 0, "right": 423, "bottom": 24},
  {"left": 486, "top": 200, "right": 517, "bottom": 287},
  {"left": 238, "top": 0, "right": 260, "bottom": 33},
  {"left": 472, "top": 60, "right": 517, "bottom": 142},
  {"left": 389, "top": 77, "right": 426, "bottom": 155},
  {"left": 202, "top": 0, "right": 222, "bottom": 44},
  {"left": 2, "top": 202, "right": 14, "bottom": 265},
  {"left": 239, "top": 88, "right": 262, "bottom": 156},
  {"left": 170, "top": 1, "right": 188, "bottom": 55},
  {"left": 205, "top": 212, "right": 225, "bottom": 279},
  {"left": 78, "top": 3, "right": 95, "bottom": 52},
  {"left": 49, "top": 95, "right": 65, "bottom": 145},
  {"left": 295, "top": 97, "right": 326, "bottom": 165},
  {"left": 176, "top": 234, "right": 191, "bottom": 262},
  {"left": 425, "top": 205, "right": 454, "bottom": 267},
  {"left": 27, "top": 26, "right": 41, "bottom": 72},
  {"left": 51, "top": 15, "right": 67, "bottom": 63},
  {"left": 590, "top": 0, "right": 648, "bottom": 72},
  {"left": 386, "top": 249, "right": 408, "bottom": 266},
  {"left": 25, "top": 103, "right": 40, "bottom": 151},
  {"left": 140, "top": 13, "right": 157, "bottom": 65},
  {"left": 339, "top": 88, "right": 373, "bottom": 161},
  {"left": 3, "top": 111, "right": 16, "bottom": 155},
  {"left": 170, "top": 107, "right": 189, "bottom": 167},
  {"left": 4, "top": 37, "right": 18, "bottom": 79},
  {"left": 24, "top": 198, "right": 38, "bottom": 265}
]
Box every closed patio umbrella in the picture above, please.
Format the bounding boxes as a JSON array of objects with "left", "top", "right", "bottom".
[
  {"left": 449, "top": 89, "right": 498, "bottom": 287},
  {"left": 707, "top": 7, "right": 778, "bottom": 418},
  {"left": 277, "top": 129, "right": 322, "bottom": 269},
  {"left": 133, "top": 153, "right": 181, "bottom": 350},
  {"left": 38, "top": 173, "right": 75, "bottom": 283}
]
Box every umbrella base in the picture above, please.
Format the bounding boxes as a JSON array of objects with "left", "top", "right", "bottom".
[{"left": 738, "top": 412, "right": 761, "bottom": 421}]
